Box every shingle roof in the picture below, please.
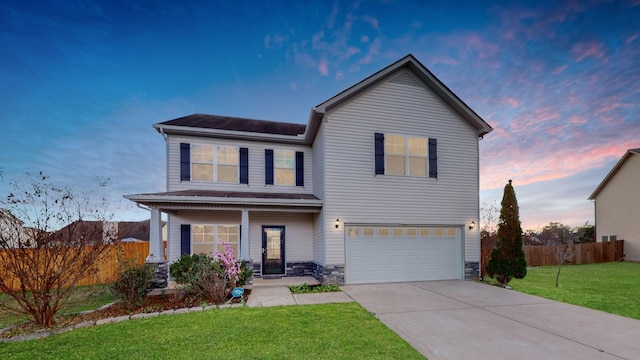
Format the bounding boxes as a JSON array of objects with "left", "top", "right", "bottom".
[{"left": 158, "top": 114, "right": 306, "bottom": 136}]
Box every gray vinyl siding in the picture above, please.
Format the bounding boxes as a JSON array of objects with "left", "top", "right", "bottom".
[
  {"left": 594, "top": 155, "right": 640, "bottom": 261},
  {"left": 312, "top": 123, "right": 326, "bottom": 264},
  {"left": 166, "top": 135, "right": 313, "bottom": 194},
  {"left": 166, "top": 211, "right": 313, "bottom": 265},
  {"left": 322, "top": 70, "right": 481, "bottom": 264}
]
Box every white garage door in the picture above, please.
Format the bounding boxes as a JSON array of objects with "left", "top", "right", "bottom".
[{"left": 345, "top": 225, "right": 462, "bottom": 284}]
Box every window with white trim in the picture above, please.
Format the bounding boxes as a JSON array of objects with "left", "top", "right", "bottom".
[
  {"left": 384, "top": 135, "right": 428, "bottom": 176},
  {"left": 275, "top": 149, "right": 295, "bottom": 185},
  {"left": 191, "top": 144, "right": 239, "bottom": 182},
  {"left": 191, "top": 224, "right": 240, "bottom": 256}
]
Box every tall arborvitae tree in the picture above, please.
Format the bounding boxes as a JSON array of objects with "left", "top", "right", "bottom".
[{"left": 486, "top": 180, "right": 527, "bottom": 286}]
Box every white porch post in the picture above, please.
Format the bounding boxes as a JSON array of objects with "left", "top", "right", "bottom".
[
  {"left": 240, "top": 209, "right": 250, "bottom": 260},
  {"left": 147, "top": 207, "right": 164, "bottom": 263}
]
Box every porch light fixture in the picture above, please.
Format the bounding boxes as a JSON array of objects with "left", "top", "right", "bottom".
[
  {"left": 335, "top": 218, "right": 340, "bottom": 229},
  {"left": 468, "top": 221, "right": 476, "bottom": 230}
]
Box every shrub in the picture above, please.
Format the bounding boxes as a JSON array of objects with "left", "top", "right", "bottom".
[
  {"left": 111, "top": 264, "right": 154, "bottom": 310},
  {"left": 237, "top": 260, "right": 253, "bottom": 286},
  {"left": 170, "top": 253, "right": 220, "bottom": 285}
]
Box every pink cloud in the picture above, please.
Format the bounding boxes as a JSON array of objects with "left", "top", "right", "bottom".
[
  {"left": 569, "top": 115, "right": 587, "bottom": 124},
  {"left": 360, "top": 37, "right": 381, "bottom": 65},
  {"left": 572, "top": 41, "right": 607, "bottom": 62},
  {"left": 552, "top": 65, "right": 567, "bottom": 75},
  {"left": 626, "top": 33, "right": 638, "bottom": 44},
  {"left": 362, "top": 15, "right": 379, "bottom": 29},
  {"left": 318, "top": 58, "right": 329, "bottom": 76}
]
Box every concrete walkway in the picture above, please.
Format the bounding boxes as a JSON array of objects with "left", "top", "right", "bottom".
[
  {"left": 341, "top": 281, "right": 640, "bottom": 360},
  {"left": 246, "top": 276, "right": 353, "bottom": 307}
]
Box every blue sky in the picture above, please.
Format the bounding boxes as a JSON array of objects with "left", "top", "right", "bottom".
[{"left": 1, "top": 0, "right": 638, "bottom": 231}]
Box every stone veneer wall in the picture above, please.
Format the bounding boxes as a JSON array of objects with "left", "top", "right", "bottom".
[
  {"left": 147, "top": 261, "right": 168, "bottom": 289},
  {"left": 465, "top": 261, "right": 480, "bottom": 280},
  {"left": 313, "top": 264, "right": 345, "bottom": 285}
]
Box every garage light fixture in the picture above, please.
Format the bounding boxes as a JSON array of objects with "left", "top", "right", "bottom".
[
  {"left": 335, "top": 219, "right": 340, "bottom": 229},
  {"left": 468, "top": 221, "right": 476, "bottom": 230}
]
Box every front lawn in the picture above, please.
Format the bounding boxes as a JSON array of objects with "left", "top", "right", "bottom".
[
  {"left": 0, "top": 303, "right": 424, "bottom": 359},
  {"left": 508, "top": 262, "right": 640, "bottom": 320}
]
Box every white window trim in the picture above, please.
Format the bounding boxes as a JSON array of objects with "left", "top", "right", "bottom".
[
  {"left": 191, "top": 224, "right": 240, "bottom": 255},
  {"left": 190, "top": 143, "right": 240, "bottom": 183}
]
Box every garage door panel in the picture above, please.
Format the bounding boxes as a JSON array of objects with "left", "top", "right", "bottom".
[{"left": 346, "top": 226, "right": 462, "bottom": 284}]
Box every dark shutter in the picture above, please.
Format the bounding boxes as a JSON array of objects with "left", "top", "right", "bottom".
[
  {"left": 295, "top": 151, "right": 304, "bottom": 186},
  {"left": 428, "top": 138, "right": 438, "bottom": 178},
  {"left": 265, "top": 149, "right": 274, "bottom": 185},
  {"left": 180, "top": 224, "right": 191, "bottom": 255},
  {"left": 239, "top": 147, "right": 249, "bottom": 184},
  {"left": 375, "top": 133, "right": 385, "bottom": 175},
  {"left": 180, "top": 143, "right": 190, "bottom": 181}
]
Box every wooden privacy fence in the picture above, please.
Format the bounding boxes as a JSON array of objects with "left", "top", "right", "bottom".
[
  {"left": 0, "top": 242, "right": 162, "bottom": 291},
  {"left": 482, "top": 240, "right": 624, "bottom": 269}
]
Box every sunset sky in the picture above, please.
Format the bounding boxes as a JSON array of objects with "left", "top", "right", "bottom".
[{"left": 1, "top": 0, "right": 638, "bottom": 231}]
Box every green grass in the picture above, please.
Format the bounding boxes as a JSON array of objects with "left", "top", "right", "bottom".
[
  {"left": 0, "top": 303, "right": 424, "bottom": 360},
  {"left": 0, "top": 284, "right": 116, "bottom": 329},
  {"left": 507, "top": 262, "right": 640, "bottom": 320}
]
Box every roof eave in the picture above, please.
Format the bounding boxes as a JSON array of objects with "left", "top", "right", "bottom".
[
  {"left": 153, "top": 124, "right": 307, "bottom": 144},
  {"left": 588, "top": 149, "right": 639, "bottom": 200},
  {"left": 124, "top": 194, "right": 323, "bottom": 207}
]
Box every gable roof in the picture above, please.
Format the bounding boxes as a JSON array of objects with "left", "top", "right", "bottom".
[
  {"left": 153, "top": 54, "right": 493, "bottom": 143},
  {"left": 588, "top": 148, "right": 640, "bottom": 200},
  {"left": 309, "top": 54, "right": 493, "bottom": 138}
]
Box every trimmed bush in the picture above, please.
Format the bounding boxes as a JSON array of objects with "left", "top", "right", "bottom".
[{"left": 111, "top": 264, "right": 154, "bottom": 310}]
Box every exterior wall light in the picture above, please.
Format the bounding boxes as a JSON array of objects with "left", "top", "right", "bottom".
[
  {"left": 468, "top": 221, "right": 476, "bottom": 230},
  {"left": 335, "top": 219, "right": 340, "bottom": 229}
]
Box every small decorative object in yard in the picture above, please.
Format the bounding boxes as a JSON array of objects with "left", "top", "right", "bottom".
[{"left": 228, "top": 287, "right": 245, "bottom": 305}]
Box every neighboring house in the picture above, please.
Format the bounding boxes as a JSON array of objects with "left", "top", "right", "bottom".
[
  {"left": 589, "top": 148, "right": 640, "bottom": 262},
  {"left": 0, "top": 209, "right": 27, "bottom": 248},
  {"left": 125, "top": 54, "right": 493, "bottom": 285}
]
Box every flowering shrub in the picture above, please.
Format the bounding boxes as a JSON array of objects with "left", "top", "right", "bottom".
[{"left": 213, "top": 241, "right": 242, "bottom": 287}]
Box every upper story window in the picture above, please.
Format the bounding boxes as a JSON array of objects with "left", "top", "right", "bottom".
[
  {"left": 384, "top": 135, "right": 427, "bottom": 176},
  {"left": 191, "top": 144, "right": 238, "bottom": 183},
  {"left": 265, "top": 149, "right": 304, "bottom": 187},
  {"left": 275, "top": 150, "right": 295, "bottom": 185},
  {"left": 375, "top": 133, "right": 437, "bottom": 178}
]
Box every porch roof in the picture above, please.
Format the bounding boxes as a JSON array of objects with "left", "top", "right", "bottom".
[{"left": 124, "top": 190, "right": 323, "bottom": 212}]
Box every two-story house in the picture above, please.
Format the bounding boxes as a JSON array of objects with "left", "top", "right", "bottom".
[{"left": 125, "top": 54, "right": 493, "bottom": 286}]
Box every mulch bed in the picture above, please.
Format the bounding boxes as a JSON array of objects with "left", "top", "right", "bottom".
[{"left": 1, "top": 290, "right": 251, "bottom": 340}]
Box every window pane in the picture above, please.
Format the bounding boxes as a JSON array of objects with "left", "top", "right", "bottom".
[
  {"left": 406, "top": 227, "right": 417, "bottom": 236},
  {"left": 408, "top": 137, "right": 427, "bottom": 156},
  {"left": 275, "top": 150, "right": 294, "bottom": 169},
  {"left": 446, "top": 228, "right": 458, "bottom": 237},
  {"left": 433, "top": 228, "right": 444, "bottom": 237},
  {"left": 192, "top": 243, "right": 213, "bottom": 255},
  {"left": 348, "top": 227, "right": 360, "bottom": 236},
  {"left": 192, "top": 164, "right": 213, "bottom": 181},
  {"left": 275, "top": 168, "right": 295, "bottom": 185},
  {"left": 419, "top": 227, "right": 431, "bottom": 237},
  {"left": 217, "top": 146, "right": 238, "bottom": 165},
  {"left": 363, "top": 227, "right": 375, "bottom": 236},
  {"left": 192, "top": 145, "right": 214, "bottom": 162},
  {"left": 378, "top": 227, "right": 389, "bottom": 236},
  {"left": 192, "top": 225, "right": 214, "bottom": 243},
  {"left": 392, "top": 227, "right": 403, "bottom": 237},
  {"left": 409, "top": 157, "right": 427, "bottom": 176},
  {"left": 217, "top": 164, "right": 238, "bottom": 182},
  {"left": 386, "top": 155, "right": 405, "bottom": 175},
  {"left": 385, "top": 135, "right": 405, "bottom": 155}
]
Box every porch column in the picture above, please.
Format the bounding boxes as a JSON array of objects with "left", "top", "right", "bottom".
[
  {"left": 147, "top": 207, "right": 164, "bottom": 263},
  {"left": 146, "top": 206, "right": 167, "bottom": 288},
  {"left": 240, "top": 209, "right": 250, "bottom": 260}
]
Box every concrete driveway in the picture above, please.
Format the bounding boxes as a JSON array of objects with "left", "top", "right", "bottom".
[{"left": 341, "top": 281, "right": 640, "bottom": 360}]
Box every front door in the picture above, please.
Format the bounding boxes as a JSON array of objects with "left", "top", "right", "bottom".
[{"left": 262, "top": 226, "right": 285, "bottom": 275}]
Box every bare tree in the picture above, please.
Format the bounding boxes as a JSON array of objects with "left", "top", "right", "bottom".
[
  {"left": 0, "top": 172, "right": 118, "bottom": 327},
  {"left": 480, "top": 200, "right": 499, "bottom": 278},
  {"left": 553, "top": 228, "right": 579, "bottom": 288}
]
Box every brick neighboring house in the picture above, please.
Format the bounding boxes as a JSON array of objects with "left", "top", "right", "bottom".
[
  {"left": 126, "top": 54, "right": 493, "bottom": 285},
  {"left": 589, "top": 148, "right": 640, "bottom": 261}
]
